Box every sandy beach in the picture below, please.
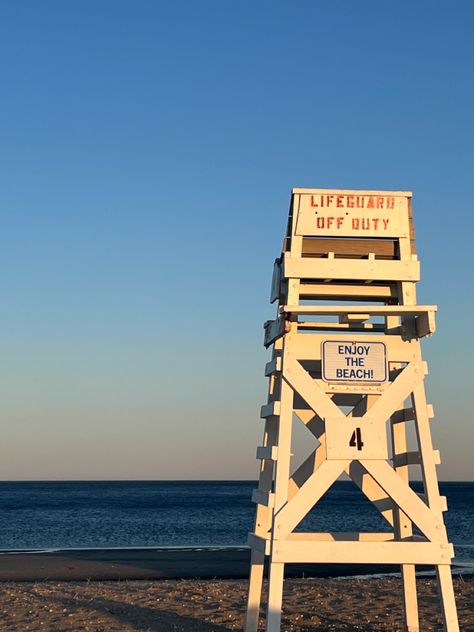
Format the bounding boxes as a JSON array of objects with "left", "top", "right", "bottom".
[{"left": 0, "top": 576, "right": 471, "bottom": 631}]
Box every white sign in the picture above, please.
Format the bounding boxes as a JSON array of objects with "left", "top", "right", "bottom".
[
  {"left": 295, "top": 193, "right": 409, "bottom": 238},
  {"left": 322, "top": 341, "right": 387, "bottom": 383}
]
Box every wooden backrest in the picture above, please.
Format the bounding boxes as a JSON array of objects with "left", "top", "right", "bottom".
[{"left": 274, "top": 189, "right": 417, "bottom": 305}]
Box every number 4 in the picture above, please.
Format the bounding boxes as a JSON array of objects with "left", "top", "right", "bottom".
[{"left": 349, "top": 427, "right": 364, "bottom": 451}]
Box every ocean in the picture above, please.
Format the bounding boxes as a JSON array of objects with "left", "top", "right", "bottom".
[{"left": 0, "top": 481, "right": 472, "bottom": 569}]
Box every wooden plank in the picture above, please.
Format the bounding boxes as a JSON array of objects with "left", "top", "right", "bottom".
[
  {"left": 245, "top": 548, "right": 266, "bottom": 632},
  {"left": 247, "top": 532, "right": 269, "bottom": 554},
  {"left": 287, "top": 532, "right": 394, "bottom": 542},
  {"left": 270, "top": 259, "right": 282, "bottom": 303},
  {"left": 436, "top": 565, "right": 460, "bottom": 631},
  {"left": 265, "top": 357, "right": 282, "bottom": 376},
  {"left": 416, "top": 311, "right": 436, "bottom": 337},
  {"left": 299, "top": 282, "right": 396, "bottom": 301},
  {"left": 326, "top": 417, "right": 388, "bottom": 460},
  {"left": 273, "top": 377, "right": 294, "bottom": 512},
  {"left": 302, "top": 238, "right": 397, "bottom": 259},
  {"left": 292, "top": 188, "right": 412, "bottom": 197},
  {"left": 297, "top": 322, "right": 385, "bottom": 332},
  {"left": 260, "top": 402, "right": 281, "bottom": 418},
  {"left": 272, "top": 541, "right": 453, "bottom": 564},
  {"left": 274, "top": 459, "right": 348, "bottom": 539},
  {"left": 281, "top": 305, "right": 437, "bottom": 316},
  {"left": 295, "top": 199, "right": 410, "bottom": 239},
  {"left": 360, "top": 460, "right": 445, "bottom": 543},
  {"left": 284, "top": 256, "right": 420, "bottom": 282},
  {"left": 391, "top": 407, "right": 416, "bottom": 424},
  {"left": 365, "top": 362, "right": 426, "bottom": 427},
  {"left": 264, "top": 316, "right": 288, "bottom": 348},
  {"left": 411, "top": 383, "right": 446, "bottom": 522},
  {"left": 393, "top": 451, "right": 421, "bottom": 468},
  {"left": 266, "top": 562, "right": 284, "bottom": 631},
  {"left": 256, "top": 446, "right": 278, "bottom": 461},
  {"left": 393, "top": 449, "right": 439, "bottom": 468},
  {"left": 283, "top": 355, "right": 344, "bottom": 420},
  {"left": 252, "top": 489, "right": 275, "bottom": 508}
]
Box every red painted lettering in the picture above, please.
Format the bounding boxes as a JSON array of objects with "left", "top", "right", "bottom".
[
  {"left": 367, "top": 197, "right": 375, "bottom": 209},
  {"left": 382, "top": 218, "right": 389, "bottom": 230},
  {"left": 386, "top": 197, "right": 395, "bottom": 209},
  {"left": 316, "top": 216, "right": 325, "bottom": 229},
  {"left": 352, "top": 218, "right": 360, "bottom": 229},
  {"left": 346, "top": 195, "right": 354, "bottom": 208},
  {"left": 337, "top": 216, "right": 344, "bottom": 228},
  {"left": 376, "top": 197, "right": 384, "bottom": 209},
  {"left": 310, "top": 195, "right": 319, "bottom": 207},
  {"left": 336, "top": 195, "right": 344, "bottom": 208}
]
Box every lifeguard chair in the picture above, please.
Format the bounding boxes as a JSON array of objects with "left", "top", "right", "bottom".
[{"left": 245, "top": 189, "right": 459, "bottom": 631}]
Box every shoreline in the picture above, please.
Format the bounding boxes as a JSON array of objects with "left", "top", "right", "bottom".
[{"left": 0, "top": 546, "right": 471, "bottom": 582}]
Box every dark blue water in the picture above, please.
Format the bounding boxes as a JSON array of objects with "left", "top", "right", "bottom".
[{"left": 0, "top": 481, "right": 472, "bottom": 567}]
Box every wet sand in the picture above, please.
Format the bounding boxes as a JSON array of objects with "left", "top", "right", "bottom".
[{"left": 0, "top": 576, "right": 471, "bottom": 631}]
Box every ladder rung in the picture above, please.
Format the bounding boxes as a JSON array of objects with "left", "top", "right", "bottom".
[
  {"left": 416, "top": 492, "right": 447, "bottom": 512},
  {"left": 391, "top": 407, "right": 416, "bottom": 424},
  {"left": 393, "top": 451, "right": 421, "bottom": 467},
  {"left": 256, "top": 446, "right": 278, "bottom": 461},
  {"left": 260, "top": 401, "right": 280, "bottom": 418},
  {"left": 265, "top": 356, "right": 282, "bottom": 376},
  {"left": 393, "top": 450, "right": 440, "bottom": 468},
  {"left": 247, "top": 532, "right": 270, "bottom": 554},
  {"left": 252, "top": 489, "right": 275, "bottom": 508},
  {"left": 391, "top": 403, "right": 434, "bottom": 424},
  {"left": 281, "top": 304, "right": 437, "bottom": 317}
]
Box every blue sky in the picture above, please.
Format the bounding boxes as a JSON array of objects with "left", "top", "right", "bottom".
[{"left": 0, "top": 1, "right": 472, "bottom": 479}]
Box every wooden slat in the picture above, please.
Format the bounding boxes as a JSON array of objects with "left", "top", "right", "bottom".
[
  {"left": 247, "top": 532, "right": 269, "bottom": 554},
  {"left": 302, "top": 238, "right": 397, "bottom": 259},
  {"left": 299, "top": 282, "right": 396, "bottom": 301},
  {"left": 393, "top": 451, "right": 421, "bottom": 468},
  {"left": 292, "top": 188, "right": 412, "bottom": 197},
  {"left": 297, "top": 322, "right": 385, "bottom": 332},
  {"left": 260, "top": 402, "right": 280, "bottom": 418},
  {"left": 274, "top": 460, "right": 348, "bottom": 539},
  {"left": 265, "top": 356, "right": 281, "bottom": 376},
  {"left": 364, "top": 362, "right": 426, "bottom": 426},
  {"left": 361, "top": 460, "right": 444, "bottom": 542},
  {"left": 256, "top": 446, "right": 278, "bottom": 461},
  {"left": 284, "top": 257, "right": 420, "bottom": 282},
  {"left": 281, "top": 305, "right": 437, "bottom": 317},
  {"left": 287, "top": 532, "right": 394, "bottom": 542},
  {"left": 264, "top": 316, "right": 289, "bottom": 348},
  {"left": 272, "top": 541, "right": 453, "bottom": 565},
  {"left": 283, "top": 355, "right": 344, "bottom": 420},
  {"left": 252, "top": 489, "right": 275, "bottom": 508}
]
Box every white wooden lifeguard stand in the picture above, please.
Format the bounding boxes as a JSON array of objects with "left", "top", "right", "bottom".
[{"left": 245, "top": 189, "right": 459, "bottom": 631}]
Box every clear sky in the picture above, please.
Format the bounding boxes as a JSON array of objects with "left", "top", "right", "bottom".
[{"left": 0, "top": 1, "right": 472, "bottom": 480}]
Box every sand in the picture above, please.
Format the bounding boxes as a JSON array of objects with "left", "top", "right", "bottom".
[{"left": 0, "top": 577, "right": 471, "bottom": 631}]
